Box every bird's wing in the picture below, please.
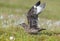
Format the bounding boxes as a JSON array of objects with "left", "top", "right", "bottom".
[
  {"left": 27, "top": 1, "right": 40, "bottom": 28},
  {"left": 37, "top": 3, "right": 46, "bottom": 14},
  {"left": 35, "top": 1, "right": 41, "bottom": 7},
  {"left": 27, "top": 1, "right": 46, "bottom": 29}
]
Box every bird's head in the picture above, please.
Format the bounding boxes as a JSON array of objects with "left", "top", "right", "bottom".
[{"left": 20, "top": 23, "right": 28, "bottom": 28}]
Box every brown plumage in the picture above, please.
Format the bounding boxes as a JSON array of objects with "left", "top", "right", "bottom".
[
  {"left": 20, "top": 1, "right": 46, "bottom": 34},
  {"left": 20, "top": 23, "right": 46, "bottom": 34},
  {"left": 27, "top": 1, "right": 46, "bottom": 29}
]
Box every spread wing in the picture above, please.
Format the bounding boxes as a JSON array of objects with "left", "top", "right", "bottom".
[{"left": 27, "top": 1, "right": 46, "bottom": 29}]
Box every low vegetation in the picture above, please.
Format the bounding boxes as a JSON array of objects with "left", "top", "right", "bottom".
[{"left": 0, "top": 0, "right": 60, "bottom": 41}]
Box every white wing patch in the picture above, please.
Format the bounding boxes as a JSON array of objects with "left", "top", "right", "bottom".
[
  {"left": 36, "top": 6, "right": 42, "bottom": 14},
  {"left": 34, "top": 5, "right": 42, "bottom": 14}
]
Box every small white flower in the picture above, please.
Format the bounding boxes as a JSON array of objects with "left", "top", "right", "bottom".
[
  {"left": 0, "top": 15, "right": 4, "bottom": 19},
  {"left": 8, "top": 14, "right": 14, "bottom": 18},
  {"left": 54, "top": 21, "right": 60, "bottom": 26},
  {"left": 10, "top": 36, "right": 15, "bottom": 40}
]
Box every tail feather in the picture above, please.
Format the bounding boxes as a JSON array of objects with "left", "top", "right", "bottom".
[{"left": 38, "top": 28, "right": 46, "bottom": 32}]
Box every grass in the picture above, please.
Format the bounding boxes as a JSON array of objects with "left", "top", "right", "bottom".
[{"left": 0, "top": 0, "right": 60, "bottom": 41}]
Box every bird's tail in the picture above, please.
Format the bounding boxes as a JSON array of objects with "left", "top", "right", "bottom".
[{"left": 38, "top": 28, "right": 46, "bottom": 32}]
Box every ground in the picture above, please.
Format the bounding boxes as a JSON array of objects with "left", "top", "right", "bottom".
[{"left": 0, "top": 0, "right": 60, "bottom": 41}]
